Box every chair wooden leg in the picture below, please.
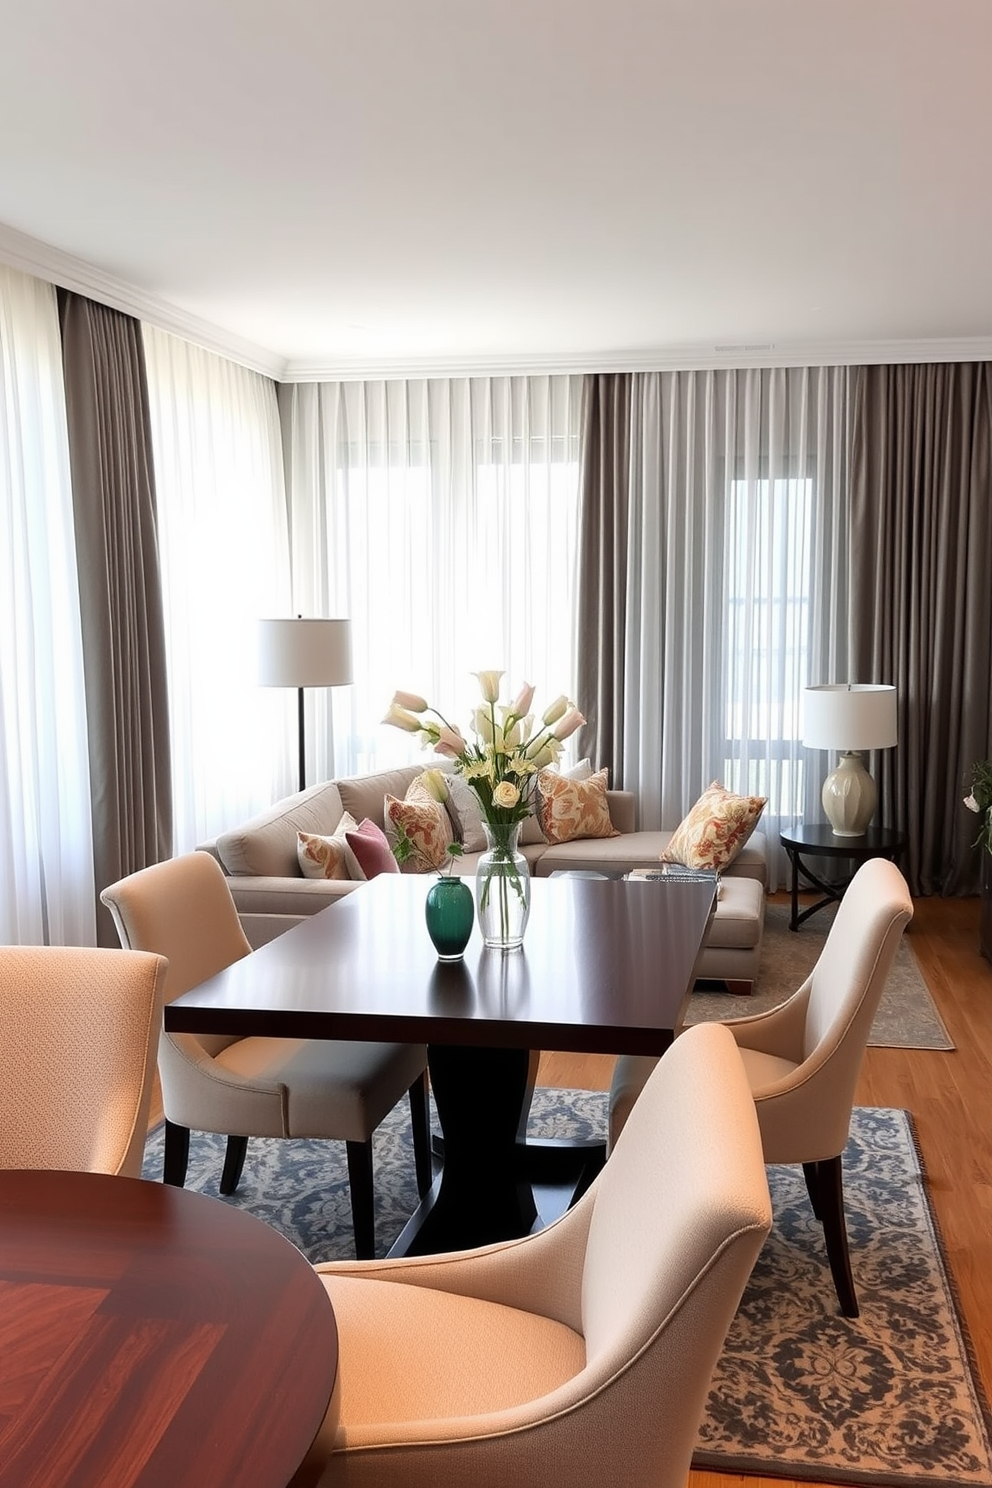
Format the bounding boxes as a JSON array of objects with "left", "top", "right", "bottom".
[
  {"left": 163, "top": 1120, "right": 190, "bottom": 1187},
  {"left": 346, "top": 1139, "right": 376, "bottom": 1260},
  {"left": 220, "top": 1135, "right": 249, "bottom": 1195},
  {"left": 409, "top": 1071, "right": 433, "bottom": 1198},
  {"left": 802, "top": 1160, "right": 823, "bottom": 1219},
  {"left": 815, "top": 1155, "right": 859, "bottom": 1318}
]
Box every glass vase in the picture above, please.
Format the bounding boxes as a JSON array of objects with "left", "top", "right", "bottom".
[
  {"left": 424, "top": 875, "right": 475, "bottom": 961},
  {"left": 475, "top": 822, "right": 531, "bottom": 950}
]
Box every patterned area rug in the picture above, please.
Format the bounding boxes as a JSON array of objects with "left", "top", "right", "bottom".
[
  {"left": 143, "top": 1093, "right": 991, "bottom": 1488},
  {"left": 687, "top": 902, "right": 955, "bottom": 1050}
]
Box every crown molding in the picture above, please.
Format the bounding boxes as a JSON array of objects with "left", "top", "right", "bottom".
[
  {"left": 4, "top": 221, "right": 991, "bottom": 384},
  {"left": 0, "top": 222, "right": 287, "bottom": 380},
  {"left": 281, "top": 335, "right": 992, "bottom": 382}
]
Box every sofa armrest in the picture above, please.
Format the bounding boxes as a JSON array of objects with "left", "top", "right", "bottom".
[
  {"left": 225, "top": 875, "right": 360, "bottom": 917},
  {"left": 606, "top": 790, "right": 636, "bottom": 834}
]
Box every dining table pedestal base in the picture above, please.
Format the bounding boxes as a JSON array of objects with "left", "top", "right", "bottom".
[{"left": 389, "top": 1043, "right": 607, "bottom": 1257}]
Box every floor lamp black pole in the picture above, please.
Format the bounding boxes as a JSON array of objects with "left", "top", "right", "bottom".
[{"left": 297, "top": 686, "right": 307, "bottom": 793}]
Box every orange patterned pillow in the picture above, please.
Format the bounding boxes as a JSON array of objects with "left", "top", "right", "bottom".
[
  {"left": 383, "top": 780, "right": 455, "bottom": 872},
  {"left": 297, "top": 812, "right": 360, "bottom": 880},
  {"left": 537, "top": 767, "right": 619, "bottom": 845},
  {"left": 662, "top": 782, "right": 766, "bottom": 872}
]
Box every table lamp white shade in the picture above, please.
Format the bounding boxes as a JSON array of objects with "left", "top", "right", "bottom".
[
  {"left": 259, "top": 618, "right": 353, "bottom": 791},
  {"left": 803, "top": 683, "right": 897, "bottom": 838}
]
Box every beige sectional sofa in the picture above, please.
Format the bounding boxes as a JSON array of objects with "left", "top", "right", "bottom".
[{"left": 198, "top": 764, "right": 767, "bottom": 989}]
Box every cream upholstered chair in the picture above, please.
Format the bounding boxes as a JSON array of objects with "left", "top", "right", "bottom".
[
  {"left": 610, "top": 856, "right": 914, "bottom": 1318},
  {"left": 0, "top": 944, "right": 166, "bottom": 1177},
  {"left": 101, "top": 851, "right": 432, "bottom": 1259},
  {"left": 288, "top": 1022, "right": 771, "bottom": 1488}
]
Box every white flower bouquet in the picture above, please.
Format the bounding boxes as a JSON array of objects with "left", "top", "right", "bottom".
[
  {"left": 384, "top": 671, "right": 585, "bottom": 835},
  {"left": 384, "top": 672, "right": 585, "bottom": 948}
]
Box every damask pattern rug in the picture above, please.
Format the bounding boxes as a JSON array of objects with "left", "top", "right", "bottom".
[{"left": 142, "top": 1093, "right": 991, "bottom": 1488}]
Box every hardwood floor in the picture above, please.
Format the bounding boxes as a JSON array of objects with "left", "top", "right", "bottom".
[{"left": 541, "top": 891, "right": 992, "bottom": 1488}]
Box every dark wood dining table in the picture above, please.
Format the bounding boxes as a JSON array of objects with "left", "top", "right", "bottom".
[
  {"left": 166, "top": 872, "right": 716, "bottom": 1255},
  {"left": 0, "top": 1169, "right": 338, "bottom": 1488}
]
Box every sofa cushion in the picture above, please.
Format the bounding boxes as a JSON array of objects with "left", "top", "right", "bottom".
[
  {"left": 216, "top": 781, "right": 346, "bottom": 877},
  {"left": 383, "top": 781, "right": 455, "bottom": 873},
  {"left": 702, "top": 876, "right": 765, "bottom": 950},
  {"left": 537, "top": 767, "right": 619, "bottom": 845},
  {"left": 662, "top": 782, "right": 766, "bottom": 873},
  {"left": 227, "top": 876, "right": 360, "bottom": 917},
  {"left": 535, "top": 829, "right": 767, "bottom": 883},
  {"left": 337, "top": 767, "right": 421, "bottom": 830}
]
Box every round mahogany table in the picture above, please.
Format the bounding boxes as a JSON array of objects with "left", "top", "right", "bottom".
[{"left": 0, "top": 1170, "right": 338, "bottom": 1488}]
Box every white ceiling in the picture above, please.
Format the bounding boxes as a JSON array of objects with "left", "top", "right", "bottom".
[{"left": 2, "top": 0, "right": 991, "bottom": 380}]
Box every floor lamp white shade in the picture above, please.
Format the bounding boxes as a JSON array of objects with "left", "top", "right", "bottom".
[
  {"left": 803, "top": 684, "right": 897, "bottom": 837},
  {"left": 259, "top": 618, "right": 353, "bottom": 792}
]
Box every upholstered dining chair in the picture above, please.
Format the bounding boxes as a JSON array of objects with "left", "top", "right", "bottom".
[
  {"left": 610, "top": 856, "right": 914, "bottom": 1318},
  {"left": 287, "top": 1022, "right": 771, "bottom": 1488},
  {"left": 101, "top": 851, "right": 432, "bottom": 1259},
  {"left": 0, "top": 944, "right": 167, "bottom": 1177}
]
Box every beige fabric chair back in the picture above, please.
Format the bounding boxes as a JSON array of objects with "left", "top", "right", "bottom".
[
  {"left": 102, "top": 851, "right": 251, "bottom": 1058},
  {"left": 0, "top": 945, "right": 166, "bottom": 1177},
  {"left": 580, "top": 1023, "right": 771, "bottom": 1458},
  {"left": 299, "top": 1022, "right": 771, "bottom": 1488},
  {"left": 760, "top": 856, "right": 913, "bottom": 1161}
]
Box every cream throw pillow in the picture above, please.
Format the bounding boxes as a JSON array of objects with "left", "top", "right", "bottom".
[
  {"left": 661, "top": 781, "right": 766, "bottom": 872},
  {"left": 537, "top": 767, "right": 619, "bottom": 845},
  {"left": 297, "top": 812, "right": 361, "bottom": 879}
]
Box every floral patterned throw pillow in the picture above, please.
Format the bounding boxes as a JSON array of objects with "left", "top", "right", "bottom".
[
  {"left": 661, "top": 782, "right": 766, "bottom": 872},
  {"left": 297, "top": 812, "right": 360, "bottom": 880},
  {"left": 383, "top": 779, "right": 455, "bottom": 872},
  {"left": 537, "top": 767, "right": 619, "bottom": 845}
]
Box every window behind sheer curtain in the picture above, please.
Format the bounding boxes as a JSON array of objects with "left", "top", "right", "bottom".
[
  {"left": 724, "top": 474, "right": 814, "bottom": 819},
  {"left": 142, "top": 326, "right": 293, "bottom": 851},
  {"left": 0, "top": 266, "right": 96, "bottom": 943},
  {"left": 281, "top": 377, "right": 583, "bottom": 784},
  {"left": 624, "top": 367, "right": 852, "bottom": 888}
]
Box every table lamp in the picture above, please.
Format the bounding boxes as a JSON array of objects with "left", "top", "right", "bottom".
[
  {"left": 259, "top": 617, "right": 353, "bottom": 792},
  {"left": 803, "top": 683, "right": 897, "bottom": 837}
]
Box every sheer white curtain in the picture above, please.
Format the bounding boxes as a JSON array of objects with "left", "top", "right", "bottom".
[
  {"left": 142, "top": 327, "right": 292, "bottom": 850},
  {"left": 280, "top": 375, "right": 583, "bottom": 781},
  {"left": 625, "top": 367, "right": 853, "bottom": 887},
  {"left": 0, "top": 266, "right": 96, "bottom": 943}
]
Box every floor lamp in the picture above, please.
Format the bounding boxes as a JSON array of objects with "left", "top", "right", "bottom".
[
  {"left": 803, "top": 683, "right": 897, "bottom": 837},
  {"left": 259, "top": 618, "right": 353, "bottom": 792}
]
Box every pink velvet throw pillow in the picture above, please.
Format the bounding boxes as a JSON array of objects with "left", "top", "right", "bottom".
[{"left": 345, "top": 818, "right": 400, "bottom": 880}]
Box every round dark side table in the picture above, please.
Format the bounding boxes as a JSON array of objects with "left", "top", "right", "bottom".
[{"left": 780, "top": 822, "right": 907, "bottom": 932}]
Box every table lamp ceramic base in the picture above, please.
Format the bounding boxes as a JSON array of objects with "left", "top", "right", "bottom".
[{"left": 822, "top": 751, "right": 876, "bottom": 837}]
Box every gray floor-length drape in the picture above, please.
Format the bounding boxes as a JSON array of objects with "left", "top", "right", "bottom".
[
  {"left": 575, "top": 373, "right": 631, "bottom": 785},
  {"left": 850, "top": 362, "right": 992, "bottom": 896},
  {"left": 58, "top": 291, "right": 173, "bottom": 944}
]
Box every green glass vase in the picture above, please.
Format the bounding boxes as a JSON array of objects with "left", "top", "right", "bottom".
[{"left": 425, "top": 876, "right": 475, "bottom": 961}]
